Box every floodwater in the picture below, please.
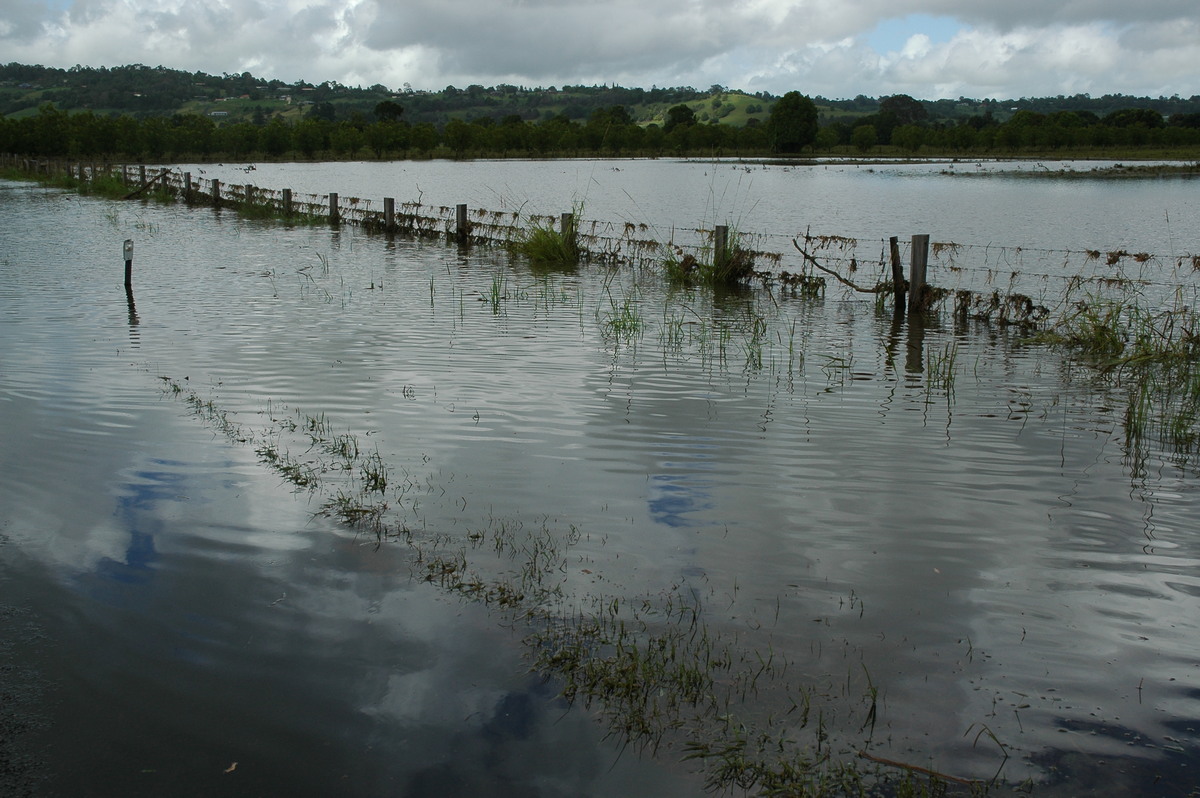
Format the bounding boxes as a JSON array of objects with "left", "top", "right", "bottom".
[
  {"left": 178, "top": 157, "right": 1200, "bottom": 254},
  {"left": 1, "top": 161, "right": 1199, "bottom": 797}
]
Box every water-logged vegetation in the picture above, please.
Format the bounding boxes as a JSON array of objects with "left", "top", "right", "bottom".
[
  {"left": 148, "top": 211, "right": 1200, "bottom": 795},
  {"left": 5, "top": 154, "right": 1200, "bottom": 795}
]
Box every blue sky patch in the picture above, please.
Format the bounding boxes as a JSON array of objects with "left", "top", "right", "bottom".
[{"left": 866, "top": 14, "right": 966, "bottom": 53}]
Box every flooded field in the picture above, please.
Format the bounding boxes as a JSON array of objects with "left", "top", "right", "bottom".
[{"left": 2, "top": 165, "right": 1199, "bottom": 796}]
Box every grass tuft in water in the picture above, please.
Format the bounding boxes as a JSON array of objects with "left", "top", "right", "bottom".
[
  {"left": 512, "top": 208, "right": 580, "bottom": 268},
  {"left": 664, "top": 226, "right": 756, "bottom": 289}
]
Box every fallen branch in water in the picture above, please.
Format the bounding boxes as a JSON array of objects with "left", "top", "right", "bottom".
[
  {"left": 122, "top": 168, "right": 171, "bottom": 200},
  {"left": 792, "top": 239, "right": 886, "bottom": 294},
  {"left": 856, "top": 750, "right": 976, "bottom": 786}
]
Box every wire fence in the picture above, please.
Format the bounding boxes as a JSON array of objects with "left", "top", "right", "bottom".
[{"left": 16, "top": 157, "right": 1200, "bottom": 326}]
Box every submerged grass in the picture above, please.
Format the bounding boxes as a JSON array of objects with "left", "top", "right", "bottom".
[
  {"left": 157, "top": 373, "right": 982, "bottom": 797},
  {"left": 1034, "top": 290, "right": 1200, "bottom": 463}
]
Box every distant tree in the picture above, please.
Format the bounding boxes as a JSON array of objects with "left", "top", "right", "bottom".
[
  {"left": 169, "top": 113, "right": 216, "bottom": 157},
  {"left": 31, "top": 103, "right": 70, "bottom": 156},
  {"left": 1103, "top": 107, "right": 1165, "bottom": 129},
  {"left": 589, "top": 105, "right": 632, "bottom": 127},
  {"left": 585, "top": 106, "right": 634, "bottom": 152},
  {"left": 374, "top": 100, "right": 405, "bottom": 122},
  {"left": 330, "top": 121, "right": 364, "bottom": 156},
  {"left": 307, "top": 101, "right": 336, "bottom": 122},
  {"left": 891, "top": 124, "right": 925, "bottom": 153},
  {"left": 879, "top": 94, "right": 928, "bottom": 126},
  {"left": 851, "top": 124, "right": 876, "bottom": 153},
  {"left": 294, "top": 119, "right": 327, "bottom": 158},
  {"left": 664, "top": 104, "right": 696, "bottom": 133},
  {"left": 443, "top": 117, "right": 474, "bottom": 156},
  {"left": 1169, "top": 112, "right": 1200, "bottom": 129},
  {"left": 768, "top": 91, "right": 818, "bottom": 153},
  {"left": 260, "top": 117, "right": 291, "bottom": 156},
  {"left": 218, "top": 122, "right": 261, "bottom": 159},
  {"left": 364, "top": 120, "right": 408, "bottom": 158},
  {"left": 409, "top": 122, "right": 438, "bottom": 154}
]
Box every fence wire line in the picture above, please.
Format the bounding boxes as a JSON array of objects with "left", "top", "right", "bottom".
[{"left": 57, "top": 162, "right": 1200, "bottom": 320}]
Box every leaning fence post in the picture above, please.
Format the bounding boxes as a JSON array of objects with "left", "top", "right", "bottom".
[
  {"left": 889, "top": 236, "right": 906, "bottom": 315},
  {"left": 457, "top": 204, "right": 469, "bottom": 243},
  {"left": 328, "top": 192, "right": 339, "bottom": 224},
  {"left": 908, "top": 234, "right": 930, "bottom": 314},
  {"left": 384, "top": 197, "right": 395, "bottom": 230}
]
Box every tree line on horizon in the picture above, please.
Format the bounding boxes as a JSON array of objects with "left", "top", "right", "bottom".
[
  {"left": 5, "top": 98, "right": 1199, "bottom": 162},
  {"left": 3, "top": 62, "right": 1200, "bottom": 160}
]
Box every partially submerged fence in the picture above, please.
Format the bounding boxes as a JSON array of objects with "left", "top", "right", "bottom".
[{"left": 9, "top": 155, "right": 1200, "bottom": 327}]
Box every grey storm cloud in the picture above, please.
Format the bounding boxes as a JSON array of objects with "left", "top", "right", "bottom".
[
  {"left": 362, "top": 0, "right": 740, "bottom": 79},
  {"left": 2, "top": 0, "right": 1199, "bottom": 98},
  {"left": 1, "top": 0, "right": 54, "bottom": 37}
]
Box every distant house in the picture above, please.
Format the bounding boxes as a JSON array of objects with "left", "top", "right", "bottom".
[{"left": 208, "top": 111, "right": 229, "bottom": 118}]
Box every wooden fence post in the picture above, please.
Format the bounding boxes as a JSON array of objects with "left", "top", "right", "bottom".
[
  {"left": 183, "top": 172, "right": 192, "bottom": 202},
  {"left": 211, "top": 178, "right": 221, "bottom": 206},
  {"left": 889, "top": 236, "right": 905, "bottom": 315},
  {"left": 908, "top": 234, "right": 930, "bottom": 314},
  {"left": 123, "top": 239, "right": 134, "bottom": 290},
  {"left": 457, "top": 204, "right": 469, "bottom": 242},
  {"left": 139, "top": 164, "right": 147, "bottom": 185},
  {"left": 282, "top": 188, "right": 292, "bottom": 217},
  {"left": 714, "top": 225, "right": 729, "bottom": 268},
  {"left": 328, "top": 192, "right": 339, "bottom": 224},
  {"left": 384, "top": 197, "right": 395, "bottom": 230}
]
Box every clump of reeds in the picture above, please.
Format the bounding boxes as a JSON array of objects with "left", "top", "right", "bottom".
[
  {"left": 1037, "top": 293, "right": 1200, "bottom": 461},
  {"left": 925, "top": 342, "right": 959, "bottom": 393},
  {"left": 512, "top": 208, "right": 580, "bottom": 268},
  {"left": 664, "top": 227, "right": 756, "bottom": 289}
]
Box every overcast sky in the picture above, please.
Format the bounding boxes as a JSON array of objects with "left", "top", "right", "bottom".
[{"left": 3, "top": 0, "right": 1198, "bottom": 100}]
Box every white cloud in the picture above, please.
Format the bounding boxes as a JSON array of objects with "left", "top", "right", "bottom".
[{"left": 1, "top": 0, "right": 1198, "bottom": 99}]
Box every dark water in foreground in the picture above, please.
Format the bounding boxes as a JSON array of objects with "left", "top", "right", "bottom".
[{"left": 2, "top": 176, "right": 1199, "bottom": 796}]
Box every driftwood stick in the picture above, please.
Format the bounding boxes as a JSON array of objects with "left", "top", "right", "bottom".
[
  {"left": 122, "top": 169, "right": 171, "bottom": 200},
  {"left": 856, "top": 750, "right": 976, "bottom": 786},
  {"left": 792, "top": 239, "right": 885, "bottom": 294}
]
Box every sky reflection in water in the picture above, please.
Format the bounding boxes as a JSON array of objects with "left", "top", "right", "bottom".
[{"left": 1, "top": 171, "right": 1198, "bottom": 795}]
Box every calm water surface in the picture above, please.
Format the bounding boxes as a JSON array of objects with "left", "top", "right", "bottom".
[
  {"left": 177, "top": 157, "right": 1200, "bottom": 255},
  {"left": 2, "top": 170, "right": 1199, "bottom": 796}
]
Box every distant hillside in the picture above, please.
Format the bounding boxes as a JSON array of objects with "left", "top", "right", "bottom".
[
  {"left": 0, "top": 63, "right": 718, "bottom": 126},
  {"left": 5, "top": 62, "right": 1200, "bottom": 129},
  {"left": 5, "top": 62, "right": 1200, "bottom": 162}
]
